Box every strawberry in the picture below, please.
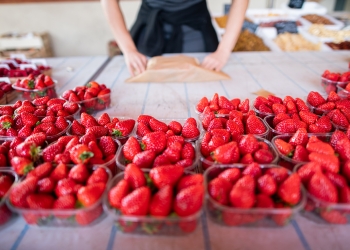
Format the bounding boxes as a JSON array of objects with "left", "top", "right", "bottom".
[
  {"left": 306, "top": 141, "right": 334, "bottom": 156},
  {"left": 297, "top": 162, "right": 322, "bottom": 184},
  {"left": 242, "top": 162, "right": 262, "bottom": 180},
  {"left": 268, "top": 95, "right": 283, "bottom": 104},
  {"left": 136, "top": 122, "right": 152, "bottom": 137},
  {"left": 108, "top": 179, "right": 130, "bottom": 209},
  {"left": 55, "top": 178, "right": 76, "bottom": 197},
  {"left": 209, "top": 93, "right": 219, "bottom": 111},
  {"left": 77, "top": 182, "right": 106, "bottom": 207},
  {"left": 54, "top": 117, "right": 69, "bottom": 131},
  {"left": 88, "top": 141, "right": 104, "bottom": 159},
  {"left": 334, "top": 138, "right": 350, "bottom": 162},
  {"left": 0, "top": 175, "right": 13, "bottom": 198},
  {"left": 258, "top": 104, "right": 273, "bottom": 114},
  {"left": 174, "top": 184, "right": 204, "bottom": 217},
  {"left": 37, "top": 177, "right": 55, "bottom": 193},
  {"left": 20, "top": 112, "right": 39, "bottom": 127},
  {"left": 253, "top": 149, "right": 274, "bottom": 164},
  {"left": 342, "top": 160, "right": 350, "bottom": 181},
  {"left": 64, "top": 137, "right": 79, "bottom": 154},
  {"left": 15, "top": 141, "right": 41, "bottom": 161},
  {"left": 24, "top": 132, "right": 46, "bottom": 147},
  {"left": 141, "top": 131, "right": 167, "bottom": 154},
  {"left": 208, "top": 135, "right": 226, "bottom": 152},
  {"left": 245, "top": 115, "right": 266, "bottom": 134},
  {"left": 211, "top": 141, "right": 240, "bottom": 164},
  {"left": 121, "top": 186, "right": 151, "bottom": 216},
  {"left": 124, "top": 163, "right": 146, "bottom": 189},
  {"left": 307, "top": 91, "right": 326, "bottom": 107},
  {"left": 325, "top": 172, "right": 347, "bottom": 189},
  {"left": 150, "top": 165, "right": 184, "bottom": 189},
  {"left": 79, "top": 133, "right": 96, "bottom": 145},
  {"left": 81, "top": 112, "right": 98, "bottom": 128},
  {"left": 308, "top": 152, "right": 339, "bottom": 173},
  {"left": 163, "top": 143, "right": 182, "bottom": 163},
  {"left": 332, "top": 109, "right": 349, "bottom": 127},
  {"left": 286, "top": 101, "right": 297, "bottom": 114},
  {"left": 149, "top": 118, "right": 168, "bottom": 133},
  {"left": 317, "top": 102, "right": 335, "bottom": 112},
  {"left": 10, "top": 156, "right": 34, "bottom": 175},
  {"left": 98, "top": 136, "right": 117, "bottom": 157},
  {"left": 133, "top": 150, "right": 156, "bottom": 168},
  {"left": 53, "top": 195, "right": 76, "bottom": 210},
  {"left": 278, "top": 173, "right": 301, "bottom": 205},
  {"left": 272, "top": 103, "right": 286, "bottom": 114},
  {"left": 207, "top": 118, "right": 223, "bottom": 132},
  {"left": 0, "top": 105, "right": 14, "bottom": 116},
  {"left": 70, "top": 144, "right": 94, "bottom": 164},
  {"left": 86, "top": 126, "right": 108, "bottom": 137},
  {"left": 229, "top": 176, "right": 255, "bottom": 208},
  {"left": 292, "top": 145, "right": 309, "bottom": 162},
  {"left": 175, "top": 159, "right": 193, "bottom": 169},
  {"left": 168, "top": 121, "right": 182, "bottom": 135},
  {"left": 254, "top": 96, "right": 268, "bottom": 109},
  {"left": 271, "top": 203, "right": 292, "bottom": 226},
  {"left": 275, "top": 119, "right": 297, "bottom": 133},
  {"left": 26, "top": 194, "right": 54, "bottom": 209},
  {"left": 68, "top": 164, "right": 90, "bottom": 183},
  {"left": 182, "top": 121, "right": 200, "bottom": 139},
  {"left": 218, "top": 168, "right": 241, "bottom": 184},
  {"left": 272, "top": 113, "right": 290, "bottom": 127},
  {"left": 181, "top": 142, "right": 195, "bottom": 160},
  {"left": 289, "top": 128, "right": 308, "bottom": 146},
  {"left": 177, "top": 174, "right": 203, "bottom": 191},
  {"left": 50, "top": 163, "right": 69, "bottom": 181},
  {"left": 196, "top": 97, "right": 209, "bottom": 112},
  {"left": 340, "top": 186, "right": 350, "bottom": 203},
  {"left": 257, "top": 174, "right": 277, "bottom": 196},
  {"left": 112, "top": 119, "right": 135, "bottom": 137},
  {"left": 320, "top": 210, "right": 347, "bottom": 224},
  {"left": 238, "top": 98, "right": 249, "bottom": 113},
  {"left": 63, "top": 102, "right": 79, "bottom": 115},
  {"left": 238, "top": 134, "right": 259, "bottom": 155},
  {"left": 327, "top": 91, "right": 340, "bottom": 102},
  {"left": 29, "top": 162, "right": 52, "bottom": 179},
  {"left": 70, "top": 120, "right": 86, "bottom": 135},
  {"left": 153, "top": 154, "right": 171, "bottom": 167},
  {"left": 208, "top": 177, "right": 231, "bottom": 205},
  {"left": 87, "top": 167, "right": 109, "bottom": 185},
  {"left": 9, "top": 176, "right": 38, "bottom": 208},
  {"left": 299, "top": 111, "right": 318, "bottom": 125},
  {"left": 274, "top": 138, "right": 294, "bottom": 156},
  {"left": 149, "top": 185, "right": 173, "bottom": 217},
  {"left": 137, "top": 115, "right": 153, "bottom": 126},
  {"left": 308, "top": 172, "right": 338, "bottom": 203}
]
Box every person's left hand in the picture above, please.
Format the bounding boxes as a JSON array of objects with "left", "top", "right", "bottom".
[{"left": 202, "top": 48, "right": 231, "bottom": 72}]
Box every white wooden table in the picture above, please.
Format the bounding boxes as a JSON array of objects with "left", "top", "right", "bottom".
[{"left": 1, "top": 51, "right": 350, "bottom": 250}]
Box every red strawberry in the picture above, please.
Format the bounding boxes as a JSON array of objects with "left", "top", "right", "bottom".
[
  {"left": 0, "top": 175, "right": 13, "bottom": 198},
  {"left": 211, "top": 141, "right": 240, "bottom": 164},
  {"left": 71, "top": 120, "right": 86, "bottom": 135},
  {"left": 177, "top": 174, "right": 203, "bottom": 191},
  {"left": 265, "top": 167, "right": 289, "bottom": 184},
  {"left": 29, "top": 162, "right": 52, "bottom": 179},
  {"left": 342, "top": 160, "right": 350, "bottom": 181},
  {"left": 149, "top": 185, "right": 173, "bottom": 216},
  {"left": 68, "top": 164, "right": 90, "bottom": 183},
  {"left": 196, "top": 97, "right": 209, "bottom": 112},
  {"left": 10, "top": 156, "right": 33, "bottom": 175},
  {"left": 24, "top": 132, "right": 46, "bottom": 147},
  {"left": 86, "top": 126, "right": 108, "bottom": 138},
  {"left": 218, "top": 168, "right": 241, "bottom": 184},
  {"left": 153, "top": 154, "right": 171, "bottom": 167},
  {"left": 274, "top": 139, "right": 294, "bottom": 156},
  {"left": 297, "top": 162, "right": 322, "bottom": 184},
  {"left": 50, "top": 163, "right": 69, "bottom": 181},
  {"left": 54, "top": 153, "right": 70, "bottom": 165},
  {"left": 257, "top": 174, "right": 277, "bottom": 196},
  {"left": 292, "top": 145, "right": 309, "bottom": 162},
  {"left": 242, "top": 162, "right": 262, "bottom": 180},
  {"left": 306, "top": 141, "right": 334, "bottom": 156},
  {"left": 308, "top": 172, "right": 338, "bottom": 203},
  {"left": 98, "top": 136, "right": 117, "bottom": 157},
  {"left": 271, "top": 203, "right": 292, "bottom": 226},
  {"left": 87, "top": 167, "right": 109, "bottom": 185},
  {"left": 53, "top": 195, "right": 76, "bottom": 210},
  {"left": 20, "top": 112, "right": 39, "bottom": 127},
  {"left": 141, "top": 131, "right": 167, "bottom": 154},
  {"left": 77, "top": 182, "right": 106, "bottom": 207},
  {"left": 307, "top": 91, "right": 326, "bottom": 107},
  {"left": 278, "top": 173, "right": 301, "bottom": 205},
  {"left": 174, "top": 184, "right": 204, "bottom": 217},
  {"left": 123, "top": 137, "right": 141, "bottom": 162},
  {"left": 121, "top": 186, "right": 151, "bottom": 216},
  {"left": 332, "top": 109, "right": 349, "bottom": 127},
  {"left": 289, "top": 128, "right": 308, "bottom": 146},
  {"left": 253, "top": 149, "right": 274, "bottom": 164},
  {"left": 137, "top": 115, "right": 153, "bottom": 126},
  {"left": 97, "top": 113, "right": 111, "bottom": 126},
  {"left": 238, "top": 134, "right": 259, "bottom": 155},
  {"left": 182, "top": 121, "right": 200, "bottom": 139},
  {"left": 168, "top": 121, "right": 182, "bottom": 135},
  {"left": 181, "top": 142, "right": 195, "bottom": 160},
  {"left": 254, "top": 96, "right": 268, "bottom": 109},
  {"left": 308, "top": 152, "right": 339, "bottom": 173},
  {"left": 26, "top": 194, "right": 54, "bottom": 209},
  {"left": 229, "top": 175, "right": 255, "bottom": 208},
  {"left": 272, "top": 103, "right": 286, "bottom": 114},
  {"left": 150, "top": 165, "right": 184, "bottom": 189},
  {"left": 320, "top": 210, "right": 347, "bottom": 224},
  {"left": 112, "top": 119, "right": 135, "bottom": 137},
  {"left": 245, "top": 115, "right": 266, "bottom": 134},
  {"left": 9, "top": 176, "right": 37, "bottom": 208},
  {"left": 275, "top": 119, "right": 297, "bottom": 133},
  {"left": 15, "top": 141, "right": 41, "bottom": 161},
  {"left": 70, "top": 144, "right": 94, "bottom": 164},
  {"left": 238, "top": 98, "right": 249, "bottom": 113},
  {"left": 133, "top": 150, "right": 156, "bottom": 168},
  {"left": 37, "top": 177, "right": 55, "bottom": 193},
  {"left": 79, "top": 133, "right": 96, "bottom": 145},
  {"left": 136, "top": 122, "right": 152, "bottom": 137},
  {"left": 149, "top": 118, "right": 168, "bottom": 133},
  {"left": 325, "top": 172, "right": 347, "bottom": 189},
  {"left": 299, "top": 111, "right": 318, "bottom": 125},
  {"left": 55, "top": 178, "right": 76, "bottom": 197},
  {"left": 80, "top": 112, "right": 98, "bottom": 128},
  {"left": 208, "top": 177, "right": 231, "bottom": 205},
  {"left": 88, "top": 141, "right": 104, "bottom": 159},
  {"left": 108, "top": 179, "right": 129, "bottom": 209},
  {"left": 124, "top": 163, "right": 146, "bottom": 189}
]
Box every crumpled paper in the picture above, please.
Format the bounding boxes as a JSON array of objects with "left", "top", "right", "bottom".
[{"left": 125, "top": 55, "right": 230, "bottom": 83}]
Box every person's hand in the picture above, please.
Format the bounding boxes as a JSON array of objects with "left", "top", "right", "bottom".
[
  {"left": 124, "top": 49, "right": 147, "bottom": 76},
  {"left": 202, "top": 48, "right": 231, "bottom": 72}
]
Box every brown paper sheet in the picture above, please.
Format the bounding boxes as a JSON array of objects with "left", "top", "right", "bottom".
[
  {"left": 252, "top": 89, "right": 275, "bottom": 98},
  {"left": 125, "top": 55, "right": 231, "bottom": 83}
]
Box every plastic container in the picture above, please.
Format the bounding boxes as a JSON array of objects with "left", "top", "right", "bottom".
[
  {"left": 7, "top": 165, "right": 111, "bottom": 227},
  {"left": 136, "top": 118, "right": 201, "bottom": 142},
  {"left": 271, "top": 134, "right": 332, "bottom": 171},
  {"left": 12, "top": 80, "right": 57, "bottom": 101},
  {"left": 294, "top": 163, "right": 350, "bottom": 224},
  {"left": 337, "top": 85, "right": 350, "bottom": 99},
  {"left": 253, "top": 106, "right": 274, "bottom": 119},
  {"left": 197, "top": 136, "right": 279, "bottom": 173},
  {"left": 306, "top": 98, "right": 331, "bottom": 116},
  {"left": 116, "top": 140, "right": 199, "bottom": 172},
  {"left": 204, "top": 164, "right": 306, "bottom": 227},
  {"left": 321, "top": 77, "right": 349, "bottom": 94},
  {"left": 62, "top": 93, "right": 111, "bottom": 115},
  {"left": 103, "top": 169, "right": 203, "bottom": 235},
  {"left": 0, "top": 168, "right": 19, "bottom": 229}
]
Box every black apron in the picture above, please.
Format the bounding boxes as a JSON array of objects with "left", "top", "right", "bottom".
[{"left": 130, "top": 0, "right": 219, "bottom": 57}]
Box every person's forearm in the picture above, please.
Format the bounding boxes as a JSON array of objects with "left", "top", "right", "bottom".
[
  {"left": 100, "top": 0, "right": 137, "bottom": 53},
  {"left": 217, "top": 0, "right": 249, "bottom": 53}
]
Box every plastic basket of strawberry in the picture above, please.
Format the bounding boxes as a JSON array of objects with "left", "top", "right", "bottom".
[
  {"left": 67, "top": 112, "right": 135, "bottom": 145},
  {"left": 264, "top": 110, "right": 335, "bottom": 141},
  {"left": 199, "top": 109, "right": 269, "bottom": 139},
  {"left": 253, "top": 95, "right": 310, "bottom": 119},
  {"left": 116, "top": 133, "right": 199, "bottom": 172},
  {"left": 337, "top": 82, "right": 350, "bottom": 99},
  {"left": 197, "top": 133, "right": 279, "bottom": 173},
  {"left": 0, "top": 168, "right": 19, "bottom": 228},
  {"left": 205, "top": 163, "right": 306, "bottom": 227},
  {"left": 136, "top": 115, "right": 201, "bottom": 142},
  {"left": 294, "top": 160, "right": 350, "bottom": 225},
  {"left": 61, "top": 82, "right": 111, "bottom": 114},
  {"left": 12, "top": 74, "right": 57, "bottom": 101},
  {"left": 104, "top": 164, "right": 204, "bottom": 235},
  {"left": 325, "top": 106, "right": 350, "bottom": 131},
  {"left": 41, "top": 135, "right": 120, "bottom": 176},
  {"left": 195, "top": 93, "right": 250, "bottom": 117},
  {"left": 306, "top": 91, "right": 343, "bottom": 116},
  {"left": 6, "top": 163, "right": 111, "bottom": 227},
  {"left": 321, "top": 70, "right": 350, "bottom": 94}
]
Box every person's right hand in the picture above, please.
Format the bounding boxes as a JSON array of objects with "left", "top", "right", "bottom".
[{"left": 124, "top": 49, "right": 147, "bottom": 76}]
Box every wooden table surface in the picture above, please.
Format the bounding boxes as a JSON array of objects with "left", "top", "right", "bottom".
[{"left": 1, "top": 51, "right": 350, "bottom": 250}]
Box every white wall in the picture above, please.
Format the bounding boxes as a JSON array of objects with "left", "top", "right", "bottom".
[{"left": 0, "top": 0, "right": 340, "bottom": 57}]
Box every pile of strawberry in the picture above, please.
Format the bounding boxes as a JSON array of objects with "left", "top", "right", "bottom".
[
  {"left": 41, "top": 135, "right": 118, "bottom": 174},
  {"left": 0, "top": 170, "right": 16, "bottom": 225},
  {"left": 0, "top": 81, "right": 14, "bottom": 96},
  {"left": 200, "top": 110, "right": 267, "bottom": 137},
  {"left": 61, "top": 81, "right": 111, "bottom": 112},
  {"left": 0, "top": 106, "right": 70, "bottom": 138},
  {"left": 196, "top": 93, "right": 250, "bottom": 114},
  {"left": 13, "top": 74, "right": 54, "bottom": 90},
  {"left": 207, "top": 164, "right": 302, "bottom": 226},
  {"left": 322, "top": 70, "right": 350, "bottom": 83},
  {"left": 69, "top": 112, "right": 135, "bottom": 139},
  {"left": 296, "top": 160, "right": 350, "bottom": 224},
  {"left": 8, "top": 163, "right": 109, "bottom": 225},
  {"left": 0, "top": 59, "right": 51, "bottom": 78},
  {"left": 254, "top": 95, "right": 310, "bottom": 116},
  {"left": 122, "top": 132, "right": 196, "bottom": 170},
  {"left": 200, "top": 134, "right": 276, "bottom": 170},
  {"left": 108, "top": 164, "right": 204, "bottom": 233},
  {"left": 136, "top": 115, "right": 200, "bottom": 141}
]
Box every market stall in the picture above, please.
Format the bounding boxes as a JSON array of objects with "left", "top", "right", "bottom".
[{"left": 0, "top": 51, "right": 349, "bottom": 250}]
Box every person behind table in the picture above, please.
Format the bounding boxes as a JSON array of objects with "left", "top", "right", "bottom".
[{"left": 101, "top": 0, "right": 249, "bottom": 76}]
